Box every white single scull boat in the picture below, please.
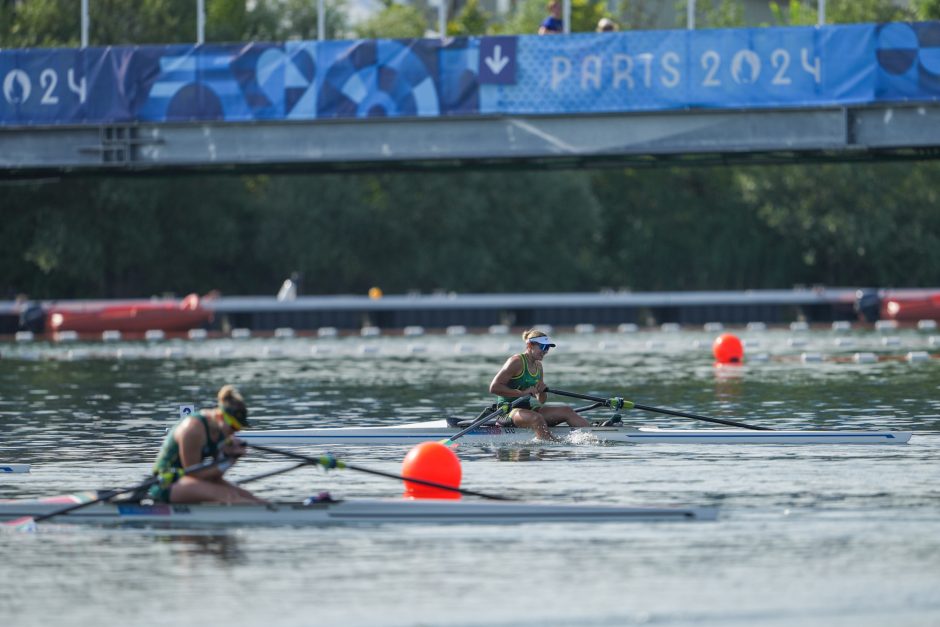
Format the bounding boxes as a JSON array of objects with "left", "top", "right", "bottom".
[
  {"left": 240, "top": 420, "right": 912, "bottom": 446},
  {"left": 0, "top": 492, "right": 716, "bottom": 525}
]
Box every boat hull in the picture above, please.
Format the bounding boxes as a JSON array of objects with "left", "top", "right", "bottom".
[
  {"left": 0, "top": 497, "right": 715, "bottom": 525},
  {"left": 46, "top": 294, "right": 212, "bottom": 333},
  {"left": 240, "top": 421, "right": 912, "bottom": 446}
]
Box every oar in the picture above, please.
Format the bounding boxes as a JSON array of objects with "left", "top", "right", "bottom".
[
  {"left": 546, "top": 387, "right": 772, "bottom": 431},
  {"left": 442, "top": 396, "right": 531, "bottom": 446},
  {"left": 5, "top": 457, "right": 222, "bottom": 530},
  {"left": 237, "top": 462, "right": 309, "bottom": 486},
  {"left": 247, "top": 443, "right": 513, "bottom": 501}
]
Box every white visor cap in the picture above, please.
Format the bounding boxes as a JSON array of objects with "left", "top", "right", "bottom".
[{"left": 527, "top": 336, "right": 556, "bottom": 347}]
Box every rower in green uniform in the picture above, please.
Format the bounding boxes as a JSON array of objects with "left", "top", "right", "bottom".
[
  {"left": 488, "top": 329, "right": 589, "bottom": 440},
  {"left": 149, "top": 385, "right": 265, "bottom": 504}
]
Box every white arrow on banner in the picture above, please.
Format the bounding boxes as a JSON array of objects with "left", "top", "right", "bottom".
[{"left": 485, "top": 45, "right": 510, "bottom": 75}]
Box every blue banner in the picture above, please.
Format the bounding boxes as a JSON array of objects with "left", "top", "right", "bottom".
[{"left": 2, "top": 21, "right": 940, "bottom": 126}]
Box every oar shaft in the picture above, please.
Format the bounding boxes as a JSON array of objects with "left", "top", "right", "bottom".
[
  {"left": 546, "top": 387, "right": 771, "bottom": 431},
  {"left": 546, "top": 389, "right": 606, "bottom": 404},
  {"left": 248, "top": 443, "right": 511, "bottom": 501},
  {"left": 237, "top": 462, "right": 309, "bottom": 485},
  {"left": 32, "top": 458, "right": 220, "bottom": 523},
  {"left": 448, "top": 396, "right": 529, "bottom": 443},
  {"left": 630, "top": 402, "right": 772, "bottom": 431}
]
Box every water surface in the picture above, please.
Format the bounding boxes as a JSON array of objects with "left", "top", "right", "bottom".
[{"left": 1, "top": 329, "right": 938, "bottom": 626}]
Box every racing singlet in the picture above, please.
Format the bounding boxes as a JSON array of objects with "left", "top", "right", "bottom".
[
  {"left": 148, "top": 411, "right": 224, "bottom": 501},
  {"left": 496, "top": 353, "right": 542, "bottom": 405}
]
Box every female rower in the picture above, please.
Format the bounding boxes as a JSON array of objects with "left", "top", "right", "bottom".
[
  {"left": 149, "top": 385, "right": 266, "bottom": 504},
  {"left": 488, "top": 329, "right": 590, "bottom": 440}
]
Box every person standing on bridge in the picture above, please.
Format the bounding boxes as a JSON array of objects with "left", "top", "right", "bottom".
[
  {"left": 149, "top": 385, "right": 266, "bottom": 504},
  {"left": 489, "top": 329, "right": 589, "bottom": 440},
  {"left": 538, "top": 0, "right": 563, "bottom": 34}
]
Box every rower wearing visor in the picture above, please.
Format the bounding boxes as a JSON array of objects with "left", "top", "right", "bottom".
[
  {"left": 149, "top": 385, "right": 266, "bottom": 504},
  {"left": 488, "top": 329, "right": 589, "bottom": 440}
]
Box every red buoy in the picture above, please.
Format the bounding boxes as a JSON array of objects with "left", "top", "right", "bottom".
[
  {"left": 401, "top": 442, "right": 462, "bottom": 500},
  {"left": 713, "top": 333, "right": 744, "bottom": 364}
]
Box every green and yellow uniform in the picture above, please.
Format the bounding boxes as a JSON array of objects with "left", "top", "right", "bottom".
[
  {"left": 496, "top": 353, "right": 543, "bottom": 406},
  {"left": 148, "top": 411, "right": 225, "bottom": 503}
]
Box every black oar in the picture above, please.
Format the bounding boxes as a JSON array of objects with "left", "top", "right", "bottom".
[
  {"left": 546, "top": 388, "right": 772, "bottom": 431},
  {"left": 247, "top": 443, "right": 512, "bottom": 501},
  {"left": 237, "top": 462, "right": 309, "bottom": 486},
  {"left": 6, "top": 458, "right": 223, "bottom": 530},
  {"left": 442, "top": 396, "right": 531, "bottom": 446}
]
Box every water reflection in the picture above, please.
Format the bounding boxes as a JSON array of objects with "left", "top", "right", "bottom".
[{"left": 152, "top": 530, "right": 245, "bottom": 564}]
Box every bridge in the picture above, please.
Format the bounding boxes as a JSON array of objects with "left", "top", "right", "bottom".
[{"left": 2, "top": 21, "right": 940, "bottom": 177}]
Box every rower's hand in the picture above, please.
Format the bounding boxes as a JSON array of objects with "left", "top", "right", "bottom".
[
  {"left": 527, "top": 393, "right": 542, "bottom": 410},
  {"left": 222, "top": 437, "right": 247, "bottom": 458},
  {"left": 535, "top": 381, "right": 548, "bottom": 394}
]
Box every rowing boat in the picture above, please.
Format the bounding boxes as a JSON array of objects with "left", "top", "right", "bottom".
[
  {"left": 0, "top": 492, "right": 716, "bottom": 525},
  {"left": 240, "top": 420, "right": 912, "bottom": 445}
]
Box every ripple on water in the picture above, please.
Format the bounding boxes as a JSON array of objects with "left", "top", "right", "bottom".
[{"left": 0, "top": 332, "right": 938, "bottom": 626}]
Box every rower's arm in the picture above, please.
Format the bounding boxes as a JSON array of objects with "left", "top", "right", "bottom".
[
  {"left": 176, "top": 420, "right": 227, "bottom": 480},
  {"left": 489, "top": 356, "right": 537, "bottom": 398}
]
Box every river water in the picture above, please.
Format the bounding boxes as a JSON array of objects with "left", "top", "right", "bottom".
[{"left": 1, "top": 328, "right": 939, "bottom": 626}]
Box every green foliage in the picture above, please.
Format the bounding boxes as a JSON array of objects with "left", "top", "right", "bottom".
[
  {"left": 770, "top": 0, "right": 914, "bottom": 26},
  {"left": 614, "top": 0, "right": 664, "bottom": 31},
  {"left": 7, "top": 159, "right": 940, "bottom": 299},
  {"left": 448, "top": 0, "right": 492, "bottom": 36},
  {"left": 354, "top": 3, "right": 427, "bottom": 40},
  {"left": 499, "top": 0, "right": 606, "bottom": 34},
  {"left": 914, "top": 0, "right": 940, "bottom": 20},
  {"left": 242, "top": 0, "right": 349, "bottom": 42},
  {"left": 498, "top": 0, "right": 548, "bottom": 35},
  {"left": 570, "top": 0, "right": 608, "bottom": 33},
  {"left": 676, "top": 0, "right": 744, "bottom": 29},
  {"left": 735, "top": 163, "right": 940, "bottom": 285},
  {"left": 5, "top": 0, "right": 940, "bottom": 300},
  {"left": 768, "top": 0, "right": 816, "bottom": 26},
  {"left": 0, "top": 0, "right": 349, "bottom": 48},
  {"left": 2, "top": 0, "right": 81, "bottom": 47}
]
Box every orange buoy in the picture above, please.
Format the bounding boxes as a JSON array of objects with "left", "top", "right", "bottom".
[
  {"left": 713, "top": 333, "right": 744, "bottom": 364},
  {"left": 368, "top": 286, "right": 384, "bottom": 299},
  {"left": 402, "top": 441, "right": 462, "bottom": 500}
]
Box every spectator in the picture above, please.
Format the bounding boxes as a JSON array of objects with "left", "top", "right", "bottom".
[
  {"left": 538, "top": 0, "right": 563, "bottom": 35},
  {"left": 596, "top": 17, "right": 618, "bottom": 32}
]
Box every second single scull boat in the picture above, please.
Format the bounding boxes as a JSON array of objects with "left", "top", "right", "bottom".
[{"left": 240, "top": 421, "right": 912, "bottom": 446}]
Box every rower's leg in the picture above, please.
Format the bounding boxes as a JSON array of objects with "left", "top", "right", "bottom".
[
  {"left": 509, "top": 409, "right": 556, "bottom": 441},
  {"left": 540, "top": 405, "right": 590, "bottom": 428},
  {"left": 170, "top": 477, "right": 267, "bottom": 504}
]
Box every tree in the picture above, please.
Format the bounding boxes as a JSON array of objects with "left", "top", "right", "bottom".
[
  {"left": 354, "top": 3, "right": 428, "bottom": 40},
  {"left": 448, "top": 0, "right": 492, "bottom": 36},
  {"left": 676, "top": 0, "right": 744, "bottom": 29},
  {"left": 769, "top": 0, "right": 914, "bottom": 26},
  {"left": 241, "top": 0, "right": 349, "bottom": 42},
  {"left": 499, "top": 0, "right": 606, "bottom": 34}
]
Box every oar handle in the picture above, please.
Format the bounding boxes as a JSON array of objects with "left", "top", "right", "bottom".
[
  {"left": 447, "top": 396, "right": 530, "bottom": 443},
  {"left": 247, "top": 443, "right": 513, "bottom": 501},
  {"left": 546, "top": 388, "right": 771, "bottom": 431}
]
